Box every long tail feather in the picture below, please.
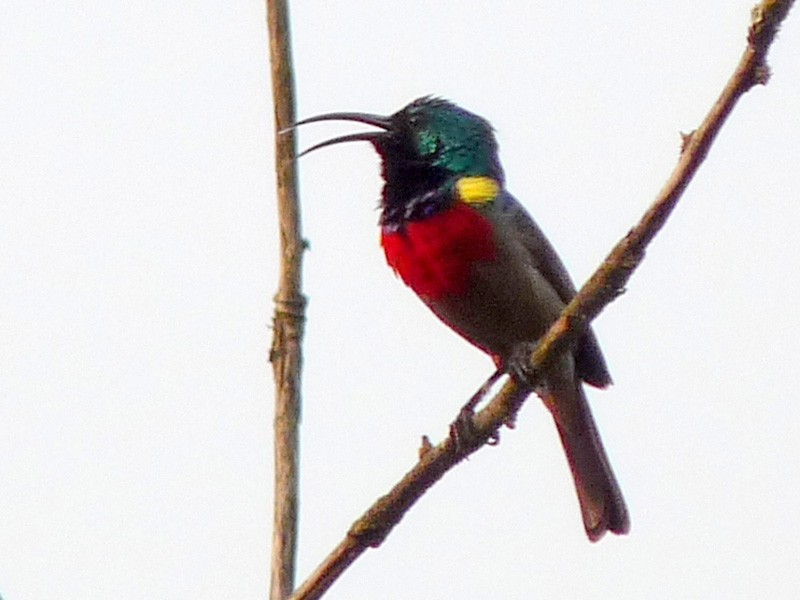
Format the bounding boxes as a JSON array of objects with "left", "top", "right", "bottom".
[{"left": 544, "top": 384, "right": 629, "bottom": 541}]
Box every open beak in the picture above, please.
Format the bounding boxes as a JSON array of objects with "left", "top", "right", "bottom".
[{"left": 286, "top": 112, "right": 392, "bottom": 156}]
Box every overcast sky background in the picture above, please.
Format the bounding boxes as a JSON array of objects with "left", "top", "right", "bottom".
[{"left": 3, "top": 2, "right": 800, "bottom": 599}]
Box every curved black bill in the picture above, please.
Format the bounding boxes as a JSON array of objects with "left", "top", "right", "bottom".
[
  {"left": 286, "top": 111, "right": 392, "bottom": 157},
  {"left": 297, "top": 131, "right": 385, "bottom": 157},
  {"left": 292, "top": 112, "right": 392, "bottom": 130}
]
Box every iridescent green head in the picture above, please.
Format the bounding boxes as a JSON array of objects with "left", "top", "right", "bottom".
[
  {"left": 293, "top": 97, "right": 505, "bottom": 224},
  {"left": 384, "top": 97, "right": 503, "bottom": 178}
]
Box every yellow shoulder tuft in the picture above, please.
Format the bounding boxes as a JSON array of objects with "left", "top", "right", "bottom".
[{"left": 455, "top": 176, "right": 500, "bottom": 205}]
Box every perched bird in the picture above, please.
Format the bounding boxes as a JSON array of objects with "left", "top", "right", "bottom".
[{"left": 294, "top": 97, "right": 629, "bottom": 541}]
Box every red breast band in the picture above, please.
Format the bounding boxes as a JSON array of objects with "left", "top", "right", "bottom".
[{"left": 381, "top": 203, "right": 496, "bottom": 300}]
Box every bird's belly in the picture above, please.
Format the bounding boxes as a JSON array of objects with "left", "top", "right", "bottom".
[
  {"left": 429, "top": 252, "right": 566, "bottom": 359},
  {"left": 381, "top": 204, "right": 565, "bottom": 360}
]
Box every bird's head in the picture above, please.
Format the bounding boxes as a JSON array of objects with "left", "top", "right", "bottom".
[{"left": 293, "top": 97, "right": 504, "bottom": 225}]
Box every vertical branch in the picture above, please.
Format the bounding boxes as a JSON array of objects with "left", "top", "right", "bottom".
[{"left": 266, "top": 1, "right": 304, "bottom": 599}]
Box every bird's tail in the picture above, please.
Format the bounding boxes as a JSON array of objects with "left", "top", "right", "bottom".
[{"left": 543, "top": 383, "right": 629, "bottom": 541}]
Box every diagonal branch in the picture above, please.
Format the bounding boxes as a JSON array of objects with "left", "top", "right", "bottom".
[
  {"left": 288, "top": 2, "right": 795, "bottom": 599},
  {"left": 267, "top": 0, "right": 305, "bottom": 599}
]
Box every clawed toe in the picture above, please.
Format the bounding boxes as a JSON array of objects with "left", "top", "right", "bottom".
[
  {"left": 506, "top": 341, "right": 539, "bottom": 388},
  {"left": 449, "top": 405, "right": 478, "bottom": 451}
]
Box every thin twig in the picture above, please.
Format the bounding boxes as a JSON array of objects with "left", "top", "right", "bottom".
[
  {"left": 288, "top": 2, "right": 794, "bottom": 598},
  {"left": 266, "top": 0, "right": 305, "bottom": 599}
]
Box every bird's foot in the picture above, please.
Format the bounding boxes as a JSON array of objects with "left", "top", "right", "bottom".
[
  {"left": 449, "top": 408, "right": 500, "bottom": 450},
  {"left": 448, "top": 405, "right": 491, "bottom": 452},
  {"left": 448, "top": 369, "right": 505, "bottom": 452},
  {"left": 506, "top": 341, "right": 540, "bottom": 390},
  {"left": 449, "top": 405, "right": 476, "bottom": 449}
]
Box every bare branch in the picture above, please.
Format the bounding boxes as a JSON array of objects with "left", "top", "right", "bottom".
[
  {"left": 266, "top": 0, "right": 305, "bottom": 599},
  {"left": 288, "top": 2, "right": 795, "bottom": 598}
]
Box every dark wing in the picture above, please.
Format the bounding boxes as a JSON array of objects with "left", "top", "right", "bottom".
[{"left": 496, "top": 191, "right": 612, "bottom": 388}]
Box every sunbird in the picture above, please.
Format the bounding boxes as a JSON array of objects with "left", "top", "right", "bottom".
[{"left": 294, "top": 97, "right": 629, "bottom": 541}]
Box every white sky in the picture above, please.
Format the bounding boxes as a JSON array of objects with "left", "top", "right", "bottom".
[{"left": 3, "top": 1, "right": 800, "bottom": 599}]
